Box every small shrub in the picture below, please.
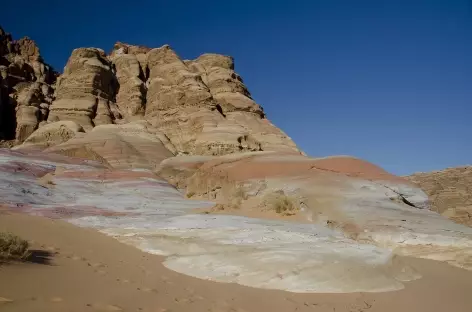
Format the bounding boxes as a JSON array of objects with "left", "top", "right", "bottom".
[
  {"left": 266, "top": 192, "right": 299, "bottom": 215},
  {"left": 0, "top": 232, "right": 30, "bottom": 262},
  {"left": 186, "top": 191, "right": 196, "bottom": 198}
]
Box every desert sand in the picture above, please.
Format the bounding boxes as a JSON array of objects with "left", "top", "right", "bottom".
[{"left": 1, "top": 212, "right": 472, "bottom": 312}]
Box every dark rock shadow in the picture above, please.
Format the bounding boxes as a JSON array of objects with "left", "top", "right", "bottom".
[{"left": 25, "top": 249, "right": 54, "bottom": 265}]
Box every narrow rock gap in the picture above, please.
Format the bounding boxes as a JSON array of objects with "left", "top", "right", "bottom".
[{"left": 215, "top": 104, "right": 226, "bottom": 118}]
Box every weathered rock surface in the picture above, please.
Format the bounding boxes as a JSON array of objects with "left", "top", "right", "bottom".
[
  {"left": 157, "top": 152, "right": 472, "bottom": 271},
  {"left": 407, "top": 166, "right": 472, "bottom": 226},
  {"left": 0, "top": 26, "right": 56, "bottom": 144},
  {"left": 48, "top": 48, "right": 119, "bottom": 129},
  {"left": 1, "top": 148, "right": 471, "bottom": 293},
  {"left": 1, "top": 22, "right": 300, "bottom": 157},
  {"left": 45, "top": 121, "right": 175, "bottom": 169},
  {"left": 16, "top": 120, "right": 85, "bottom": 150},
  {"left": 109, "top": 42, "right": 149, "bottom": 120},
  {"left": 21, "top": 38, "right": 299, "bottom": 157}
]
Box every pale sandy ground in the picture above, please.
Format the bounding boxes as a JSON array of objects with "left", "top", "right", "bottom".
[{"left": 1, "top": 213, "right": 472, "bottom": 312}]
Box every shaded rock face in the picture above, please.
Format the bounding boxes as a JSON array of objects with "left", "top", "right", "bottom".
[
  {"left": 0, "top": 26, "right": 57, "bottom": 144},
  {"left": 407, "top": 166, "right": 472, "bottom": 226}
]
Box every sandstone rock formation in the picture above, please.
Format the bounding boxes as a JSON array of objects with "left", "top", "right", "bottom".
[
  {"left": 7, "top": 29, "right": 301, "bottom": 157},
  {"left": 18, "top": 120, "right": 85, "bottom": 149},
  {"left": 407, "top": 166, "right": 472, "bottom": 226},
  {"left": 109, "top": 42, "right": 149, "bottom": 120},
  {"left": 47, "top": 48, "right": 120, "bottom": 129},
  {"left": 45, "top": 121, "right": 175, "bottom": 169},
  {"left": 0, "top": 26, "right": 56, "bottom": 145}
]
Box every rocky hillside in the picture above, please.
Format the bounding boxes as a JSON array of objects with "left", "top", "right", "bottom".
[
  {"left": 1, "top": 26, "right": 300, "bottom": 161},
  {"left": 407, "top": 166, "right": 472, "bottom": 226}
]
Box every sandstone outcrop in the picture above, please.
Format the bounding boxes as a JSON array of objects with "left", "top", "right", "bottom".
[
  {"left": 17, "top": 120, "right": 85, "bottom": 149},
  {"left": 1, "top": 23, "right": 301, "bottom": 156},
  {"left": 407, "top": 166, "right": 472, "bottom": 226},
  {"left": 109, "top": 42, "right": 149, "bottom": 120},
  {"left": 34, "top": 37, "right": 300, "bottom": 157},
  {"left": 45, "top": 121, "right": 175, "bottom": 169},
  {"left": 48, "top": 48, "right": 120, "bottom": 129},
  {"left": 0, "top": 26, "right": 56, "bottom": 144}
]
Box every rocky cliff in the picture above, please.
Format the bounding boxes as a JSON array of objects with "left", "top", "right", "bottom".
[
  {"left": 2, "top": 27, "right": 300, "bottom": 159},
  {"left": 0, "top": 27, "right": 57, "bottom": 145},
  {"left": 407, "top": 166, "right": 472, "bottom": 226}
]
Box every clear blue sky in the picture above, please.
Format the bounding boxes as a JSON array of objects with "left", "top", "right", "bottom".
[{"left": 3, "top": 0, "right": 471, "bottom": 175}]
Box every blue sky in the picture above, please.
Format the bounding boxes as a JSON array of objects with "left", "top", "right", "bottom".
[{"left": 2, "top": 0, "right": 471, "bottom": 175}]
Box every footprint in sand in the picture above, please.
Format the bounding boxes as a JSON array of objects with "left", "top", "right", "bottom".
[
  {"left": 138, "top": 287, "right": 158, "bottom": 293},
  {"left": 70, "top": 255, "right": 87, "bottom": 261},
  {"left": 209, "top": 300, "right": 246, "bottom": 312},
  {"left": 88, "top": 262, "right": 106, "bottom": 268},
  {"left": 349, "top": 300, "right": 373, "bottom": 311},
  {"left": 160, "top": 276, "right": 173, "bottom": 285},
  {"left": 116, "top": 278, "right": 131, "bottom": 284},
  {"left": 87, "top": 303, "right": 123, "bottom": 311}
]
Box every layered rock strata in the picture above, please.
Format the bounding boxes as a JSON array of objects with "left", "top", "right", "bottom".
[{"left": 407, "top": 166, "right": 472, "bottom": 226}]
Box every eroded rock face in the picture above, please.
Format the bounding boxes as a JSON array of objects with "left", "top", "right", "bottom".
[
  {"left": 48, "top": 48, "right": 119, "bottom": 129},
  {"left": 4, "top": 32, "right": 301, "bottom": 157},
  {"left": 142, "top": 46, "right": 302, "bottom": 155},
  {"left": 0, "top": 26, "right": 56, "bottom": 144},
  {"left": 407, "top": 166, "right": 472, "bottom": 226},
  {"left": 109, "top": 42, "right": 149, "bottom": 120},
  {"left": 16, "top": 120, "right": 85, "bottom": 150}
]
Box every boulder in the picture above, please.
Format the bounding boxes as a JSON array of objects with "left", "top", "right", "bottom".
[{"left": 15, "top": 120, "right": 85, "bottom": 149}]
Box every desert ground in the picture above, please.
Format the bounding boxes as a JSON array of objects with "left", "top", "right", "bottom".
[{"left": 1, "top": 212, "right": 472, "bottom": 312}]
